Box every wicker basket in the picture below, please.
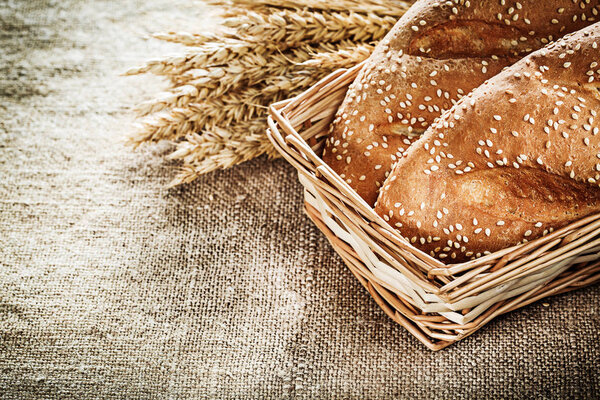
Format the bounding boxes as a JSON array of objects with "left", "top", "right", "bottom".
[{"left": 266, "top": 62, "right": 600, "bottom": 350}]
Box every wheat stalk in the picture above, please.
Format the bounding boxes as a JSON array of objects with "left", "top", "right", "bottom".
[
  {"left": 223, "top": 9, "right": 396, "bottom": 46},
  {"left": 129, "top": 0, "right": 414, "bottom": 184},
  {"left": 125, "top": 39, "right": 259, "bottom": 76},
  {"left": 301, "top": 42, "right": 373, "bottom": 70},
  {"left": 150, "top": 31, "right": 225, "bottom": 47}
]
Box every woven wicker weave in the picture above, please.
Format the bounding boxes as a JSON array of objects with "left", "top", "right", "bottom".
[{"left": 266, "top": 63, "right": 600, "bottom": 350}]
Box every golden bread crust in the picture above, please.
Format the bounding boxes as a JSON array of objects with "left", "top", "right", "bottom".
[{"left": 375, "top": 23, "right": 600, "bottom": 263}]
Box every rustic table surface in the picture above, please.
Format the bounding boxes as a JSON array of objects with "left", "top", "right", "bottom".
[{"left": 1, "top": 1, "right": 599, "bottom": 398}]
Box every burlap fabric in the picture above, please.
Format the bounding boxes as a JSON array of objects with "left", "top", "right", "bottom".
[{"left": 1, "top": 1, "right": 599, "bottom": 398}]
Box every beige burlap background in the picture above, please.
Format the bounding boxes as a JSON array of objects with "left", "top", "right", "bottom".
[{"left": 1, "top": 1, "right": 599, "bottom": 398}]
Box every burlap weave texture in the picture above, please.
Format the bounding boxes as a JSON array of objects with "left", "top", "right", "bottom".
[{"left": 1, "top": 1, "right": 599, "bottom": 398}]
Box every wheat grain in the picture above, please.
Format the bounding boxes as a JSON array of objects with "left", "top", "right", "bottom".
[
  {"left": 151, "top": 31, "right": 226, "bottom": 46},
  {"left": 303, "top": 42, "right": 373, "bottom": 70},
  {"left": 135, "top": 85, "right": 201, "bottom": 116}
]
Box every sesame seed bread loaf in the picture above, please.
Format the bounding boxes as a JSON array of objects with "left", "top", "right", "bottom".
[
  {"left": 323, "top": 0, "right": 600, "bottom": 206},
  {"left": 375, "top": 22, "right": 600, "bottom": 263}
]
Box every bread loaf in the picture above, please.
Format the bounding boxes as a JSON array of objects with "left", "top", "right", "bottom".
[
  {"left": 323, "top": 0, "right": 600, "bottom": 205},
  {"left": 375, "top": 22, "right": 600, "bottom": 263}
]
